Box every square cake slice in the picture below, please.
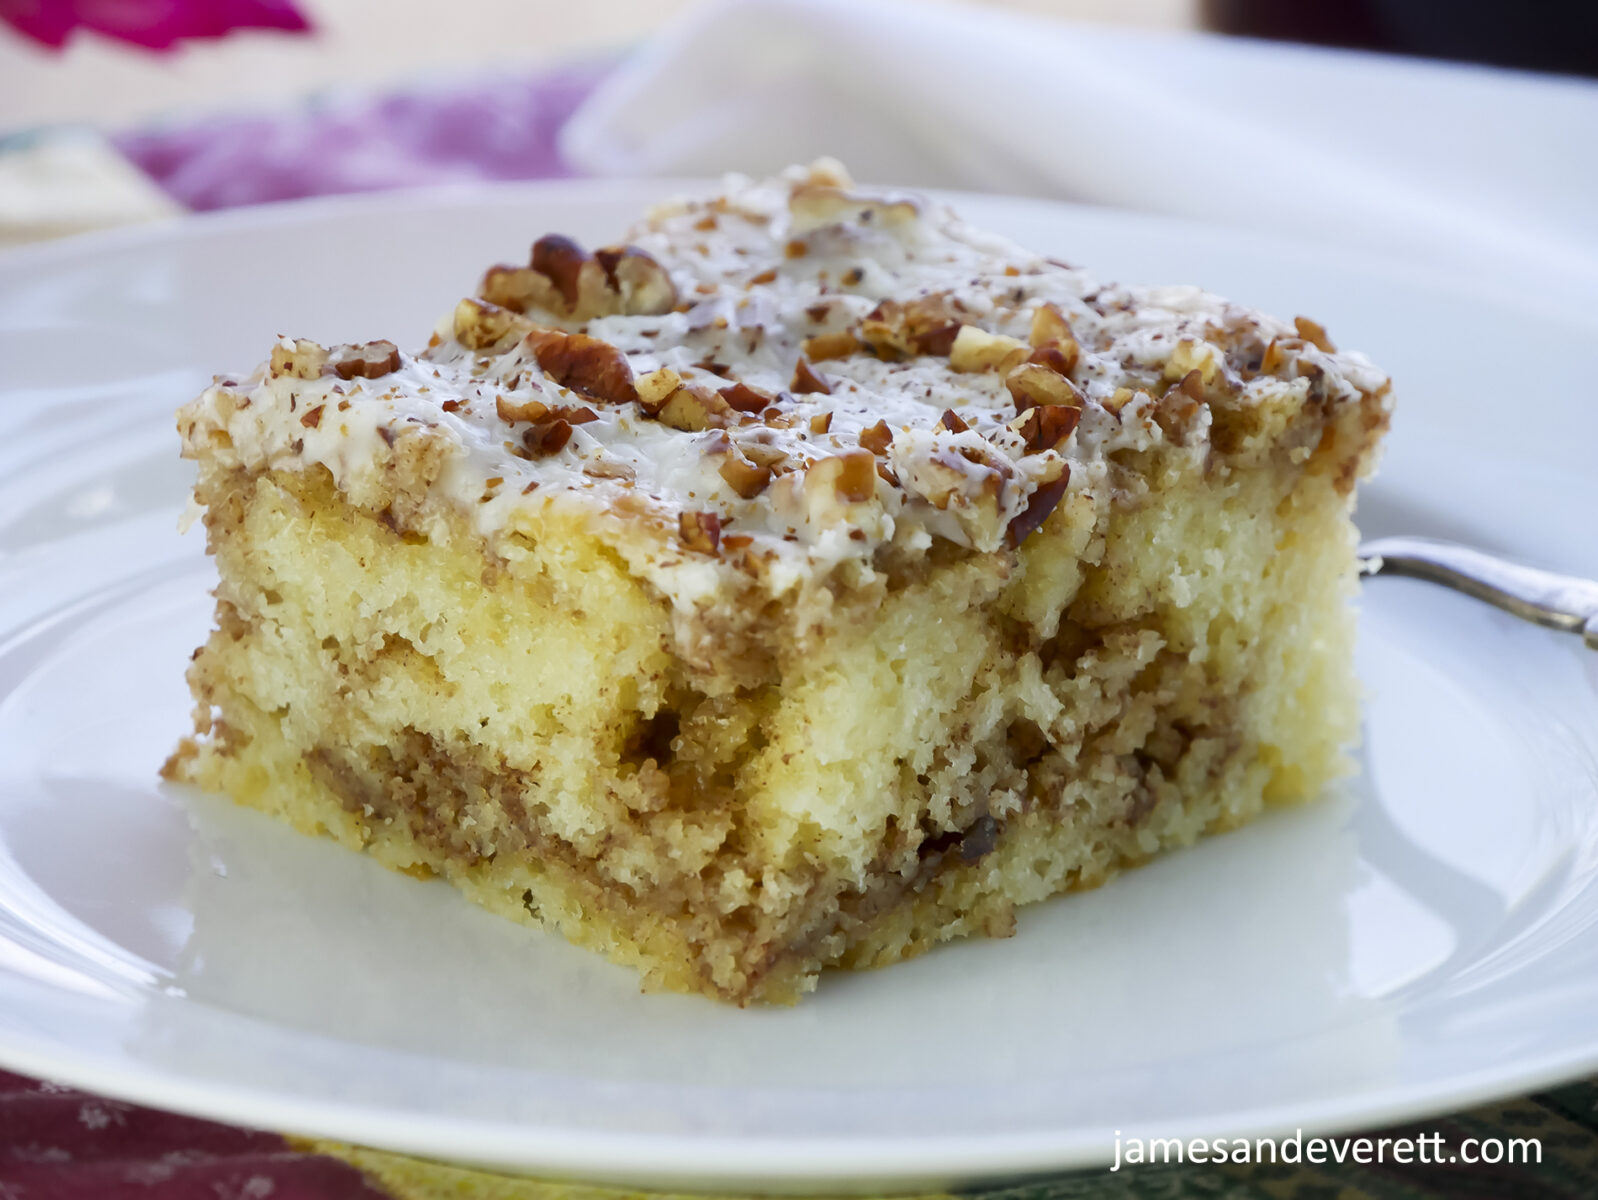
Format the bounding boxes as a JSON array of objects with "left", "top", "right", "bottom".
[{"left": 167, "top": 162, "right": 1391, "bottom": 1004}]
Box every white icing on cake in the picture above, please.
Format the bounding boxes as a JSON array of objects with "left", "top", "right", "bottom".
[{"left": 179, "top": 162, "right": 1391, "bottom": 613}]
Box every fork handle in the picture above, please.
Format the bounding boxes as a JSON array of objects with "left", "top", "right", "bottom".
[{"left": 1359, "top": 536, "right": 1598, "bottom": 649}]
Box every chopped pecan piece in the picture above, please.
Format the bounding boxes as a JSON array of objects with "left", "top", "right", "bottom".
[
  {"left": 479, "top": 265, "right": 551, "bottom": 315},
  {"left": 328, "top": 340, "right": 401, "bottom": 380},
  {"left": 522, "top": 419, "right": 573, "bottom": 458},
  {"left": 791, "top": 356, "right": 832, "bottom": 394},
  {"left": 635, "top": 367, "right": 682, "bottom": 416},
  {"left": 525, "top": 328, "right": 638, "bottom": 406},
  {"left": 738, "top": 440, "right": 789, "bottom": 469},
  {"left": 809, "top": 411, "right": 833, "bottom": 434},
  {"left": 1174, "top": 368, "right": 1206, "bottom": 401},
  {"left": 657, "top": 384, "right": 733, "bottom": 431},
  {"left": 583, "top": 456, "right": 635, "bottom": 480},
  {"left": 1006, "top": 362, "right": 1086, "bottom": 412},
  {"left": 1022, "top": 300, "right": 1086, "bottom": 375},
  {"left": 1012, "top": 404, "right": 1081, "bottom": 453},
  {"left": 1102, "top": 387, "right": 1137, "bottom": 415},
  {"left": 1030, "top": 302, "right": 1077, "bottom": 348},
  {"left": 299, "top": 404, "right": 325, "bottom": 429},
  {"left": 496, "top": 395, "right": 551, "bottom": 424},
  {"left": 1006, "top": 468, "right": 1071, "bottom": 547},
  {"left": 788, "top": 182, "right": 920, "bottom": 235},
  {"left": 1293, "top": 315, "right": 1335, "bottom": 353},
  {"left": 801, "top": 331, "right": 861, "bottom": 361},
  {"left": 718, "top": 448, "right": 772, "bottom": 498},
  {"left": 593, "top": 244, "right": 678, "bottom": 315},
  {"left": 860, "top": 293, "right": 965, "bottom": 360},
  {"left": 948, "top": 325, "right": 1029, "bottom": 373},
  {"left": 858, "top": 420, "right": 893, "bottom": 455},
  {"left": 720, "top": 381, "right": 772, "bottom": 414},
  {"left": 678, "top": 510, "right": 722, "bottom": 554},
  {"left": 806, "top": 450, "right": 877, "bottom": 504},
  {"left": 531, "top": 234, "right": 589, "bottom": 308},
  {"left": 938, "top": 409, "right": 969, "bottom": 433},
  {"left": 1027, "top": 341, "right": 1079, "bottom": 378},
  {"left": 483, "top": 236, "right": 678, "bottom": 320},
  {"left": 453, "top": 298, "right": 534, "bottom": 351}
]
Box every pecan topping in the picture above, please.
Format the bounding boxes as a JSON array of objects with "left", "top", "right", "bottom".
[
  {"left": 788, "top": 182, "right": 920, "bottom": 235},
  {"left": 594, "top": 244, "right": 678, "bottom": 315},
  {"left": 525, "top": 328, "right": 638, "bottom": 406},
  {"left": 327, "top": 340, "right": 400, "bottom": 381},
  {"left": 1030, "top": 302, "right": 1078, "bottom": 348},
  {"left": 949, "top": 325, "right": 1029, "bottom": 373},
  {"left": 583, "top": 456, "right": 634, "bottom": 480},
  {"left": 1012, "top": 404, "right": 1081, "bottom": 453},
  {"left": 299, "top": 404, "right": 325, "bottom": 429},
  {"left": 657, "top": 384, "right": 733, "bottom": 432},
  {"left": 860, "top": 293, "right": 965, "bottom": 360},
  {"left": 801, "top": 331, "right": 861, "bottom": 361},
  {"left": 809, "top": 411, "right": 833, "bottom": 434},
  {"left": 453, "top": 298, "right": 534, "bottom": 351},
  {"left": 521, "top": 419, "right": 574, "bottom": 458},
  {"left": 1027, "top": 342, "right": 1079, "bottom": 378},
  {"left": 635, "top": 367, "right": 683, "bottom": 416},
  {"left": 678, "top": 510, "right": 722, "bottom": 554},
  {"left": 531, "top": 234, "right": 589, "bottom": 308},
  {"left": 791, "top": 356, "right": 832, "bottom": 394},
  {"left": 1102, "top": 387, "right": 1137, "bottom": 415},
  {"left": 805, "top": 450, "right": 877, "bottom": 504},
  {"left": 718, "top": 447, "right": 772, "bottom": 498},
  {"left": 1028, "top": 303, "right": 1082, "bottom": 378},
  {"left": 482, "top": 236, "right": 677, "bottom": 321},
  {"left": 1006, "top": 362, "right": 1086, "bottom": 412},
  {"left": 1174, "top": 368, "right": 1206, "bottom": 401},
  {"left": 720, "top": 381, "right": 772, "bottom": 414},
  {"left": 858, "top": 420, "right": 893, "bottom": 456},
  {"left": 479, "top": 264, "right": 540, "bottom": 312},
  {"left": 1293, "top": 315, "right": 1335, "bottom": 353},
  {"left": 496, "top": 395, "right": 550, "bottom": 424},
  {"left": 1006, "top": 469, "right": 1071, "bottom": 547},
  {"left": 938, "top": 409, "right": 969, "bottom": 433}
]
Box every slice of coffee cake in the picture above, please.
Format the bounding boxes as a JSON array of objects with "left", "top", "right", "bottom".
[{"left": 167, "top": 162, "right": 1390, "bottom": 1004}]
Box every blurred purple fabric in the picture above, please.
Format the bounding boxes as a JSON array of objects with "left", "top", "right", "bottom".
[
  {"left": 115, "top": 61, "right": 608, "bottom": 211},
  {"left": 1, "top": 0, "right": 309, "bottom": 51}
]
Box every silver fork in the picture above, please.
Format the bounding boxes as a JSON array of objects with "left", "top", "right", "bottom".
[{"left": 1360, "top": 537, "right": 1598, "bottom": 650}]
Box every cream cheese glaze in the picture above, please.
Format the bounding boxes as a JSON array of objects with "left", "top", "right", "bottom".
[{"left": 178, "top": 161, "right": 1390, "bottom": 615}]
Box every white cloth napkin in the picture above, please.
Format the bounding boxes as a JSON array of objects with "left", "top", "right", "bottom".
[
  {"left": 0, "top": 130, "right": 180, "bottom": 247},
  {"left": 561, "top": 0, "right": 1598, "bottom": 301}
]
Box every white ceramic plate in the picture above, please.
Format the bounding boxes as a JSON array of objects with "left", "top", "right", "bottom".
[{"left": 1, "top": 182, "right": 1596, "bottom": 1193}]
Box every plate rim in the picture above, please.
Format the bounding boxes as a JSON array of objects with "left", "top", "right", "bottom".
[
  {"left": 0, "top": 984, "right": 1594, "bottom": 1189},
  {"left": 3, "top": 177, "right": 1597, "bottom": 1189}
]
